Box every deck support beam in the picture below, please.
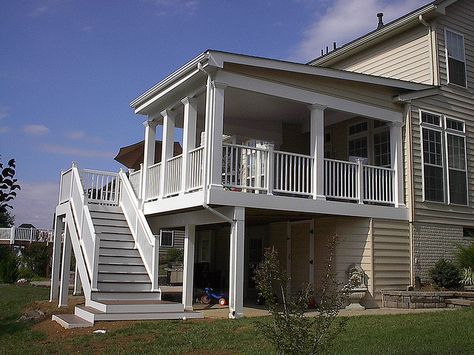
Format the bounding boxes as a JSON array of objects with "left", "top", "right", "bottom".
[
  {"left": 181, "top": 97, "right": 198, "bottom": 194},
  {"left": 228, "top": 206, "right": 245, "bottom": 319},
  {"left": 50, "top": 215, "right": 64, "bottom": 302},
  {"left": 59, "top": 222, "right": 72, "bottom": 307},
  {"left": 390, "top": 122, "right": 405, "bottom": 207},
  {"left": 160, "top": 110, "right": 176, "bottom": 197},
  {"left": 208, "top": 81, "right": 226, "bottom": 190},
  {"left": 182, "top": 224, "right": 196, "bottom": 311},
  {"left": 310, "top": 104, "right": 326, "bottom": 200}
]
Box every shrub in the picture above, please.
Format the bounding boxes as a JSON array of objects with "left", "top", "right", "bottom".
[
  {"left": 456, "top": 243, "right": 474, "bottom": 269},
  {"left": 167, "top": 248, "right": 184, "bottom": 263},
  {"left": 430, "top": 259, "right": 461, "bottom": 290},
  {"left": 0, "top": 246, "right": 19, "bottom": 283},
  {"left": 21, "top": 244, "right": 51, "bottom": 277}
]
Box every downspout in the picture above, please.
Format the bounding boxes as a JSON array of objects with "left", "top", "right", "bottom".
[
  {"left": 198, "top": 61, "right": 235, "bottom": 226},
  {"left": 405, "top": 102, "right": 416, "bottom": 287},
  {"left": 419, "top": 15, "right": 436, "bottom": 86}
]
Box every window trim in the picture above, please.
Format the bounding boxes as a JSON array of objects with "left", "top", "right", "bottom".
[
  {"left": 419, "top": 109, "right": 469, "bottom": 206},
  {"left": 445, "top": 116, "right": 465, "bottom": 134},
  {"left": 444, "top": 27, "right": 468, "bottom": 89},
  {"left": 159, "top": 230, "right": 174, "bottom": 247}
]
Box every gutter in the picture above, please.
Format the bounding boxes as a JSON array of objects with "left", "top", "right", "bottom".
[{"left": 310, "top": 4, "right": 438, "bottom": 66}]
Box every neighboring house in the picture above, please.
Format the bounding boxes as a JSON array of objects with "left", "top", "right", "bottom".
[{"left": 50, "top": 0, "right": 473, "bottom": 327}]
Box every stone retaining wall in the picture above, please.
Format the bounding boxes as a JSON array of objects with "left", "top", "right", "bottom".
[{"left": 382, "top": 290, "right": 473, "bottom": 309}]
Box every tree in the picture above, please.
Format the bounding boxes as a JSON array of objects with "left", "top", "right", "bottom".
[
  {"left": 0, "top": 157, "right": 20, "bottom": 227},
  {"left": 254, "top": 235, "right": 350, "bottom": 354}
]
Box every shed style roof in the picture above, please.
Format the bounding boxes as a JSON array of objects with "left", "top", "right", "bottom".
[
  {"left": 308, "top": 0, "right": 459, "bottom": 66},
  {"left": 130, "top": 50, "right": 432, "bottom": 112}
]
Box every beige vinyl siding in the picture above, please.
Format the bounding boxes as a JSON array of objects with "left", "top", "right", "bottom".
[
  {"left": 436, "top": 0, "right": 474, "bottom": 90},
  {"left": 330, "top": 26, "right": 432, "bottom": 84},
  {"left": 372, "top": 219, "right": 410, "bottom": 303},
  {"left": 410, "top": 93, "right": 474, "bottom": 226}
]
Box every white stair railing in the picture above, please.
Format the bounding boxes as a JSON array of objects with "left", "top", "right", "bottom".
[
  {"left": 119, "top": 170, "right": 159, "bottom": 292},
  {"left": 79, "top": 169, "right": 120, "bottom": 206}
]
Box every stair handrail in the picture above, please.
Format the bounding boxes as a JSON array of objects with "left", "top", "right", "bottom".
[
  {"left": 118, "top": 170, "right": 159, "bottom": 292},
  {"left": 69, "top": 164, "right": 101, "bottom": 291}
]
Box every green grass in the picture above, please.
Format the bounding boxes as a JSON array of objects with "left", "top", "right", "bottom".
[{"left": 0, "top": 284, "right": 473, "bottom": 354}]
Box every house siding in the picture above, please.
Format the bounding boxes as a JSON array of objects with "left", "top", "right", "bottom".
[{"left": 329, "top": 26, "right": 432, "bottom": 84}]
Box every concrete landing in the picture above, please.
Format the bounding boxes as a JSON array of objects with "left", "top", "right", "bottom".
[{"left": 52, "top": 314, "right": 93, "bottom": 329}]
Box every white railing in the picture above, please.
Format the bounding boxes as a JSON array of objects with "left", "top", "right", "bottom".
[
  {"left": 0, "top": 227, "right": 53, "bottom": 243},
  {"left": 165, "top": 155, "right": 182, "bottom": 196},
  {"left": 146, "top": 163, "right": 161, "bottom": 201},
  {"left": 222, "top": 143, "right": 269, "bottom": 192},
  {"left": 129, "top": 169, "right": 142, "bottom": 198},
  {"left": 274, "top": 151, "right": 312, "bottom": 196},
  {"left": 324, "top": 159, "right": 359, "bottom": 201},
  {"left": 59, "top": 168, "right": 73, "bottom": 204},
  {"left": 363, "top": 165, "right": 395, "bottom": 204},
  {"left": 79, "top": 169, "right": 120, "bottom": 205},
  {"left": 119, "top": 171, "right": 159, "bottom": 291},
  {"left": 187, "top": 146, "right": 204, "bottom": 191}
]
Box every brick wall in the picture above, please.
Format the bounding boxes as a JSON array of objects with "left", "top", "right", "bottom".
[{"left": 413, "top": 223, "right": 471, "bottom": 283}]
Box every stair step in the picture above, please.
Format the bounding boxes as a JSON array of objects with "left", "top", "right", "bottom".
[
  {"left": 87, "top": 299, "right": 184, "bottom": 313},
  {"left": 98, "top": 271, "right": 150, "bottom": 283},
  {"left": 101, "top": 240, "right": 135, "bottom": 249},
  {"left": 99, "top": 247, "right": 140, "bottom": 257},
  {"left": 92, "top": 291, "right": 161, "bottom": 301},
  {"left": 93, "top": 218, "right": 129, "bottom": 227},
  {"left": 95, "top": 225, "right": 131, "bottom": 234},
  {"left": 75, "top": 305, "right": 203, "bottom": 322},
  {"left": 99, "top": 233, "right": 134, "bottom": 242},
  {"left": 52, "top": 314, "right": 93, "bottom": 329},
  {"left": 99, "top": 255, "right": 143, "bottom": 265},
  {"left": 90, "top": 211, "right": 126, "bottom": 221},
  {"left": 88, "top": 205, "right": 122, "bottom": 213},
  {"left": 98, "top": 281, "right": 152, "bottom": 292},
  {"left": 446, "top": 298, "right": 474, "bottom": 307},
  {"left": 99, "top": 264, "right": 147, "bottom": 273}
]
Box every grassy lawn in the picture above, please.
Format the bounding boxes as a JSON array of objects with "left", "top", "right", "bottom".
[{"left": 1, "top": 284, "right": 473, "bottom": 354}]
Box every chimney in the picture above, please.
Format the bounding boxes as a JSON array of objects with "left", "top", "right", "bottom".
[{"left": 377, "top": 13, "right": 384, "bottom": 29}]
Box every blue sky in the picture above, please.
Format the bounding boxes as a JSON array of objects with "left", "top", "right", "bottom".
[{"left": 0, "top": 0, "right": 428, "bottom": 228}]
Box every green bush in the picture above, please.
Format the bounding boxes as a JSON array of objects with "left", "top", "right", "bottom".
[
  {"left": 456, "top": 243, "right": 474, "bottom": 269},
  {"left": 0, "top": 246, "right": 19, "bottom": 283},
  {"left": 21, "top": 243, "right": 51, "bottom": 277},
  {"left": 430, "top": 259, "right": 461, "bottom": 290},
  {"left": 167, "top": 248, "right": 184, "bottom": 263}
]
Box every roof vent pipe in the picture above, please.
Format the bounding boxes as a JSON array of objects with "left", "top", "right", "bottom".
[{"left": 377, "top": 12, "right": 384, "bottom": 29}]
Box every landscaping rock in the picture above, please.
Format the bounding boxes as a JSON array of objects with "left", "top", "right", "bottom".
[{"left": 17, "top": 309, "right": 45, "bottom": 322}]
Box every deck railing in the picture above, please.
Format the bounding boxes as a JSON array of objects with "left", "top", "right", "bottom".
[
  {"left": 187, "top": 146, "right": 204, "bottom": 191},
  {"left": 274, "top": 151, "right": 312, "bottom": 196},
  {"left": 146, "top": 163, "right": 161, "bottom": 201},
  {"left": 324, "top": 159, "right": 359, "bottom": 201},
  {"left": 79, "top": 169, "right": 120, "bottom": 206},
  {"left": 0, "top": 227, "right": 54, "bottom": 244},
  {"left": 129, "top": 169, "right": 142, "bottom": 197},
  {"left": 165, "top": 155, "right": 182, "bottom": 196}
]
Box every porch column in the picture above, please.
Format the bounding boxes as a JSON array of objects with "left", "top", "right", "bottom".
[
  {"left": 310, "top": 104, "right": 326, "bottom": 200},
  {"left": 181, "top": 97, "right": 198, "bottom": 194},
  {"left": 182, "top": 224, "right": 196, "bottom": 310},
  {"left": 229, "top": 206, "right": 245, "bottom": 319},
  {"left": 50, "top": 215, "right": 64, "bottom": 302},
  {"left": 160, "top": 110, "right": 176, "bottom": 197},
  {"left": 59, "top": 222, "right": 72, "bottom": 307},
  {"left": 390, "top": 122, "right": 405, "bottom": 207},
  {"left": 209, "top": 81, "right": 227, "bottom": 189},
  {"left": 142, "top": 119, "right": 158, "bottom": 201}
]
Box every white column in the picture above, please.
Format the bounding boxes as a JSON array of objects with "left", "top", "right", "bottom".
[
  {"left": 310, "top": 104, "right": 326, "bottom": 200},
  {"left": 209, "top": 81, "right": 226, "bottom": 189},
  {"left": 9, "top": 226, "right": 14, "bottom": 244},
  {"left": 229, "top": 207, "right": 245, "bottom": 319},
  {"left": 73, "top": 264, "right": 82, "bottom": 295},
  {"left": 160, "top": 110, "right": 176, "bottom": 197},
  {"left": 182, "top": 224, "right": 196, "bottom": 310},
  {"left": 49, "top": 215, "right": 63, "bottom": 302},
  {"left": 390, "top": 122, "right": 405, "bottom": 207},
  {"left": 59, "top": 222, "right": 72, "bottom": 307},
  {"left": 181, "top": 97, "right": 198, "bottom": 194},
  {"left": 142, "top": 119, "right": 158, "bottom": 201}
]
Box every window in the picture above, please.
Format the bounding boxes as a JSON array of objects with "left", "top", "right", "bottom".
[
  {"left": 349, "top": 137, "right": 368, "bottom": 158},
  {"left": 160, "top": 230, "right": 174, "bottom": 247},
  {"left": 445, "top": 29, "right": 467, "bottom": 87},
  {"left": 349, "top": 122, "right": 368, "bottom": 135},
  {"left": 374, "top": 131, "right": 391, "bottom": 167},
  {"left": 421, "top": 111, "right": 468, "bottom": 205}
]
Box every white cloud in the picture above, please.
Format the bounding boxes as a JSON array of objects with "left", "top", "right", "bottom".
[
  {"left": 0, "top": 106, "right": 8, "bottom": 120},
  {"left": 0, "top": 127, "right": 9, "bottom": 134},
  {"left": 23, "top": 124, "right": 50, "bottom": 135},
  {"left": 10, "top": 181, "right": 59, "bottom": 229},
  {"left": 66, "top": 130, "right": 104, "bottom": 144},
  {"left": 42, "top": 144, "right": 115, "bottom": 159},
  {"left": 148, "top": 0, "right": 199, "bottom": 16},
  {"left": 30, "top": 5, "right": 49, "bottom": 17},
  {"left": 81, "top": 25, "right": 93, "bottom": 32},
  {"left": 292, "top": 0, "right": 429, "bottom": 62}
]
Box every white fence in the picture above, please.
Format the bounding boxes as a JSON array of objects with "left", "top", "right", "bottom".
[{"left": 0, "top": 227, "right": 54, "bottom": 244}]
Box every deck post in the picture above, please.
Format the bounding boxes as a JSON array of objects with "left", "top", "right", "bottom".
[
  {"left": 73, "top": 263, "right": 82, "bottom": 295},
  {"left": 160, "top": 109, "right": 176, "bottom": 197},
  {"left": 390, "top": 122, "right": 404, "bottom": 207},
  {"left": 266, "top": 143, "right": 274, "bottom": 195},
  {"left": 50, "top": 215, "right": 64, "bottom": 302},
  {"left": 309, "top": 104, "right": 326, "bottom": 200},
  {"left": 59, "top": 222, "right": 72, "bottom": 307},
  {"left": 142, "top": 119, "right": 158, "bottom": 202},
  {"left": 229, "top": 207, "right": 245, "bottom": 319},
  {"left": 9, "top": 226, "right": 14, "bottom": 244},
  {"left": 182, "top": 224, "right": 196, "bottom": 311},
  {"left": 209, "top": 81, "right": 227, "bottom": 190},
  {"left": 181, "top": 97, "right": 198, "bottom": 194}
]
